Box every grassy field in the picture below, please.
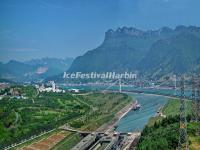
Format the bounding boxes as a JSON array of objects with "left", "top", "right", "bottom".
[
  {"left": 74, "top": 92, "right": 131, "bottom": 131},
  {"left": 11, "top": 129, "right": 59, "bottom": 150},
  {"left": 147, "top": 98, "right": 192, "bottom": 127},
  {"left": 0, "top": 86, "right": 89, "bottom": 148},
  {"left": 163, "top": 99, "right": 192, "bottom": 116},
  {"left": 50, "top": 133, "right": 82, "bottom": 150},
  {"left": 51, "top": 92, "right": 132, "bottom": 150},
  {"left": 0, "top": 85, "right": 132, "bottom": 149}
]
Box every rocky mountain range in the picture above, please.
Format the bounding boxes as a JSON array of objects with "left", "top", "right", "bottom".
[
  {"left": 68, "top": 25, "right": 200, "bottom": 77},
  {"left": 1, "top": 25, "right": 200, "bottom": 82}
]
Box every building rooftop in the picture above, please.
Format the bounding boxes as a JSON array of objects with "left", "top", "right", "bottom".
[{"left": 71, "top": 134, "right": 96, "bottom": 150}]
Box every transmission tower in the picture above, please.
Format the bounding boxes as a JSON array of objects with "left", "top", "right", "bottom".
[
  {"left": 178, "top": 76, "right": 189, "bottom": 150},
  {"left": 197, "top": 76, "right": 200, "bottom": 122},
  {"left": 191, "top": 75, "right": 198, "bottom": 122}
]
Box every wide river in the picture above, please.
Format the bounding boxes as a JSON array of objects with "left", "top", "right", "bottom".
[
  {"left": 61, "top": 85, "right": 175, "bottom": 132},
  {"left": 115, "top": 93, "right": 168, "bottom": 132}
]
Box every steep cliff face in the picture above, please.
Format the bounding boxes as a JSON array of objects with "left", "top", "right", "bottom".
[
  {"left": 69, "top": 27, "right": 161, "bottom": 73},
  {"left": 68, "top": 26, "right": 200, "bottom": 76}
]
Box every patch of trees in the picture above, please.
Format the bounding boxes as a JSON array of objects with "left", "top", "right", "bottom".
[{"left": 137, "top": 116, "right": 180, "bottom": 150}]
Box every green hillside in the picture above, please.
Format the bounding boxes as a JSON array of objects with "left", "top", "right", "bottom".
[
  {"left": 138, "top": 99, "right": 200, "bottom": 150},
  {"left": 0, "top": 86, "right": 131, "bottom": 149}
]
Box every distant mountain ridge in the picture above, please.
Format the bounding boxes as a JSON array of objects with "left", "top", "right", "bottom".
[
  {"left": 68, "top": 25, "right": 200, "bottom": 77},
  {"left": 0, "top": 57, "right": 73, "bottom": 82},
  {"left": 140, "top": 31, "right": 200, "bottom": 76},
  {"left": 1, "top": 26, "right": 200, "bottom": 82}
]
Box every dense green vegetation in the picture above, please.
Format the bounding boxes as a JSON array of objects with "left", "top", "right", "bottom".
[
  {"left": 0, "top": 85, "right": 131, "bottom": 149},
  {"left": 188, "top": 122, "right": 200, "bottom": 150},
  {"left": 138, "top": 99, "right": 200, "bottom": 150},
  {"left": 138, "top": 115, "right": 200, "bottom": 150},
  {"left": 137, "top": 116, "right": 180, "bottom": 150},
  {"left": 0, "top": 87, "right": 87, "bottom": 148}
]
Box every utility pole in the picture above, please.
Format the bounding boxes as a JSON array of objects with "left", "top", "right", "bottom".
[{"left": 178, "top": 76, "right": 189, "bottom": 150}]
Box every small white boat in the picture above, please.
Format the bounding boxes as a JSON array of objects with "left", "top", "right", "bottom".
[{"left": 132, "top": 100, "right": 141, "bottom": 110}]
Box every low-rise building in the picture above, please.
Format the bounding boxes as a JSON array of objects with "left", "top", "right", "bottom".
[{"left": 37, "top": 81, "right": 65, "bottom": 93}]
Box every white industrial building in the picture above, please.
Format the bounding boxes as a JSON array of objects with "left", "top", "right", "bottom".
[{"left": 37, "top": 81, "right": 65, "bottom": 93}]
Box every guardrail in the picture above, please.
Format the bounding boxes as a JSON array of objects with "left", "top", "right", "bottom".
[{"left": 3, "top": 129, "right": 55, "bottom": 150}]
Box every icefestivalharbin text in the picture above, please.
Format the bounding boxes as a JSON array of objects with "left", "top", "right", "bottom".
[{"left": 63, "top": 72, "right": 137, "bottom": 79}]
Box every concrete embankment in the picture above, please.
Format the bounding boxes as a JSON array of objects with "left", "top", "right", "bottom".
[{"left": 96, "top": 102, "right": 133, "bottom": 133}]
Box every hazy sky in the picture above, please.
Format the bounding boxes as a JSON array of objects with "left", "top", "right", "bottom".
[{"left": 1, "top": 0, "right": 200, "bottom": 62}]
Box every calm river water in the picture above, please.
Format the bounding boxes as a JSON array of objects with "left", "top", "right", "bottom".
[
  {"left": 61, "top": 85, "right": 182, "bottom": 132},
  {"left": 115, "top": 93, "right": 168, "bottom": 132}
]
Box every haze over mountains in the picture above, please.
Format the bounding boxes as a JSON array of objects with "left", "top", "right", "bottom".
[
  {"left": 69, "top": 25, "right": 200, "bottom": 77},
  {"left": 1, "top": 25, "right": 200, "bottom": 82},
  {"left": 0, "top": 58, "right": 73, "bottom": 82}
]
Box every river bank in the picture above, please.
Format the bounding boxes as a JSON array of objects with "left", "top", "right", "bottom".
[
  {"left": 116, "top": 93, "right": 169, "bottom": 132},
  {"left": 96, "top": 101, "right": 134, "bottom": 133}
]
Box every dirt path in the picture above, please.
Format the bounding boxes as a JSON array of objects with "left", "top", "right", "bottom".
[{"left": 18, "top": 131, "right": 68, "bottom": 150}]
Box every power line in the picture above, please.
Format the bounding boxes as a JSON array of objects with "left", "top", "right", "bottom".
[
  {"left": 178, "top": 76, "right": 189, "bottom": 150},
  {"left": 192, "top": 75, "right": 198, "bottom": 122},
  {"left": 197, "top": 75, "right": 200, "bottom": 122}
]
